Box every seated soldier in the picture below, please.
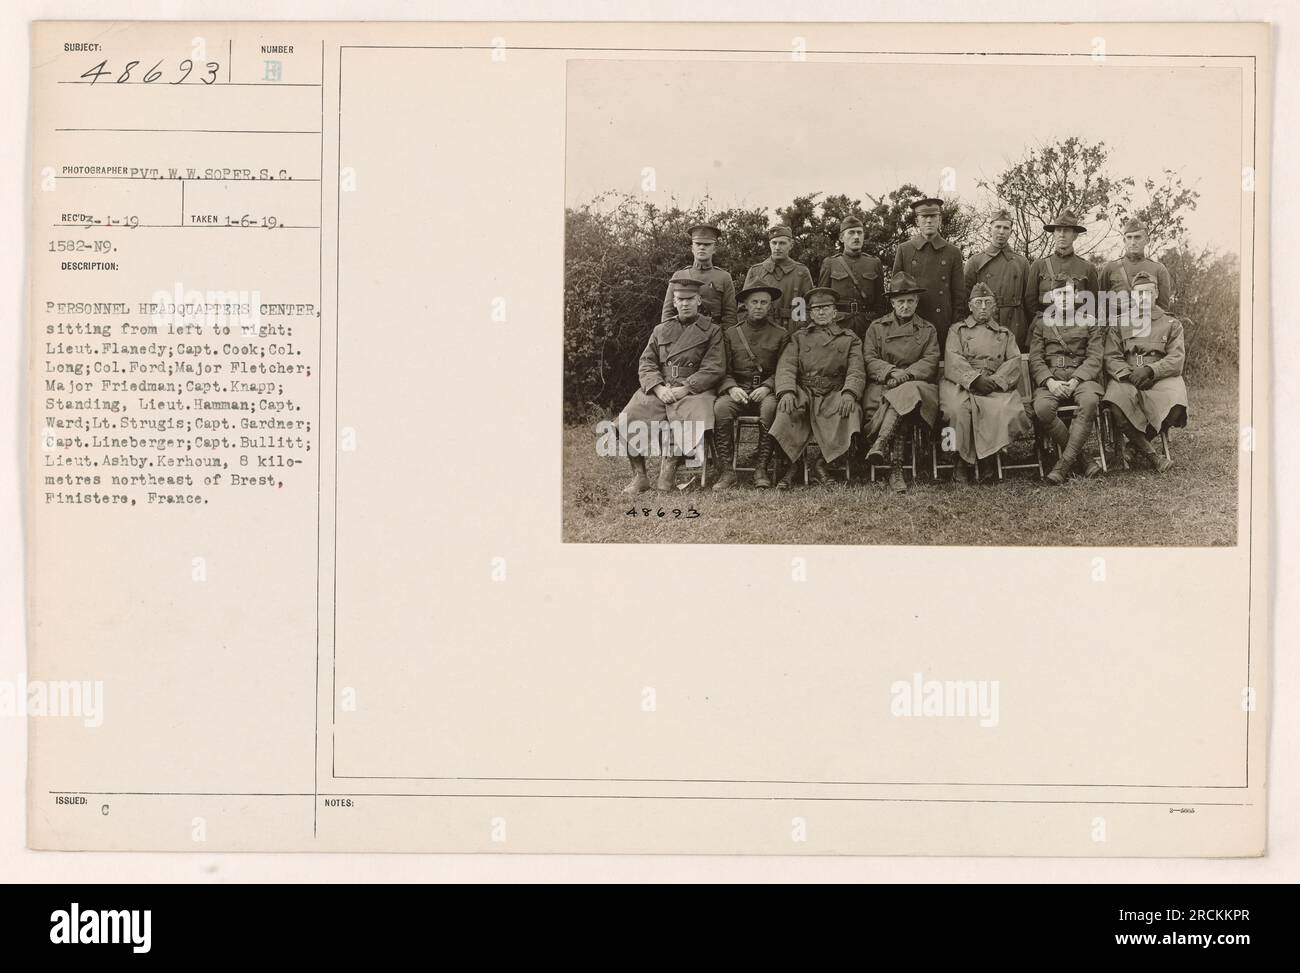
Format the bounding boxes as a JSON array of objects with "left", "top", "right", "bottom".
[
  {"left": 1028, "top": 274, "right": 1105, "bottom": 485},
  {"left": 769, "top": 287, "right": 866, "bottom": 489},
  {"left": 940, "top": 281, "right": 1032, "bottom": 484},
  {"left": 712, "top": 285, "right": 788, "bottom": 490},
  {"left": 1102, "top": 270, "right": 1186, "bottom": 472},
  {"left": 862, "top": 272, "right": 941, "bottom": 493},
  {"left": 618, "top": 273, "right": 725, "bottom": 493}
]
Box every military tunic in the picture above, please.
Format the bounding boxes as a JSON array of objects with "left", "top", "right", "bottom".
[
  {"left": 1102, "top": 306, "right": 1189, "bottom": 436},
  {"left": 1099, "top": 256, "right": 1174, "bottom": 313},
  {"left": 891, "top": 234, "right": 966, "bottom": 354},
  {"left": 660, "top": 264, "right": 737, "bottom": 327},
  {"left": 715, "top": 319, "right": 789, "bottom": 429},
  {"left": 620, "top": 313, "right": 725, "bottom": 456},
  {"left": 940, "top": 317, "right": 1031, "bottom": 463},
  {"left": 861, "top": 312, "right": 941, "bottom": 436},
  {"left": 769, "top": 322, "right": 866, "bottom": 463},
  {"left": 818, "top": 251, "right": 886, "bottom": 338},
  {"left": 743, "top": 257, "right": 815, "bottom": 329},
  {"left": 963, "top": 244, "right": 1031, "bottom": 348},
  {"left": 1024, "top": 251, "right": 1100, "bottom": 323},
  {"left": 1027, "top": 306, "right": 1105, "bottom": 420}
]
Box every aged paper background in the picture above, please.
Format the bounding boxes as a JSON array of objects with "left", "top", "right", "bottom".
[{"left": 7, "top": 6, "right": 1289, "bottom": 875}]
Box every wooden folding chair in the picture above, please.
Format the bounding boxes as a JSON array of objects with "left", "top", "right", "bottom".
[{"left": 996, "top": 354, "right": 1045, "bottom": 480}]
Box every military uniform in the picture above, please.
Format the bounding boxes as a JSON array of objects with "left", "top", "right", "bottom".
[
  {"left": 964, "top": 243, "right": 1031, "bottom": 348},
  {"left": 1103, "top": 303, "right": 1189, "bottom": 439},
  {"left": 1027, "top": 279, "right": 1105, "bottom": 483},
  {"left": 818, "top": 250, "right": 886, "bottom": 339},
  {"left": 1024, "top": 210, "right": 1100, "bottom": 323},
  {"left": 711, "top": 295, "right": 789, "bottom": 488},
  {"left": 862, "top": 310, "right": 941, "bottom": 436},
  {"left": 660, "top": 263, "right": 737, "bottom": 327},
  {"left": 1024, "top": 251, "right": 1099, "bottom": 323},
  {"left": 892, "top": 234, "right": 966, "bottom": 354},
  {"left": 743, "top": 228, "right": 815, "bottom": 329},
  {"left": 770, "top": 300, "right": 866, "bottom": 466},
  {"left": 940, "top": 308, "right": 1031, "bottom": 464},
  {"left": 1099, "top": 256, "right": 1173, "bottom": 313}
]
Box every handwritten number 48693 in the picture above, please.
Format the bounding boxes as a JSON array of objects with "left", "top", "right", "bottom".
[
  {"left": 80, "top": 59, "right": 221, "bottom": 85},
  {"left": 625, "top": 507, "right": 700, "bottom": 520}
]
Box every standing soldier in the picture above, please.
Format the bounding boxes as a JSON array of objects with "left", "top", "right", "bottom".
[
  {"left": 818, "top": 215, "right": 886, "bottom": 339},
  {"left": 769, "top": 287, "right": 866, "bottom": 488},
  {"left": 743, "top": 224, "right": 815, "bottom": 330},
  {"left": 892, "top": 196, "right": 966, "bottom": 355},
  {"left": 1028, "top": 275, "right": 1105, "bottom": 485},
  {"left": 1024, "top": 209, "right": 1099, "bottom": 324},
  {"left": 964, "top": 208, "right": 1031, "bottom": 348},
  {"left": 622, "top": 274, "right": 726, "bottom": 493},
  {"left": 862, "top": 272, "right": 941, "bottom": 493},
  {"left": 1102, "top": 271, "right": 1186, "bottom": 473},
  {"left": 940, "top": 282, "right": 1032, "bottom": 484},
  {"left": 1099, "top": 218, "right": 1174, "bottom": 315},
  {"left": 711, "top": 285, "right": 788, "bottom": 490},
  {"left": 660, "top": 223, "right": 737, "bottom": 327}
]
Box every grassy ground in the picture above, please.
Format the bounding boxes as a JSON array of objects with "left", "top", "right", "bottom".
[{"left": 562, "top": 382, "right": 1238, "bottom": 546}]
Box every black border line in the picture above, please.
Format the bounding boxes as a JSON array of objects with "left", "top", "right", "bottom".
[{"left": 322, "top": 45, "right": 1260, "bottom": 804}]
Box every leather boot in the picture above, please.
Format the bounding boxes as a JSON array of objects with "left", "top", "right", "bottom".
[
  {"left": 811, "top": 455, "right": 832, "bottom": 484},
  {"left": 888, "top": 433, "right": 908, "bottom": 493},
  {"left": 752, "top": 434, "right": 774, "bottom": 488},
  {"left": 1119, "top": 415, "right": 1173, "bottom": 472},
  {"left": 775, "top": 452, "right": 801, "bottom": 490},
  {"left": 1046, "top": 415, "right": 1090, "bottom": 485},
  {"left": 866, "top": 406, "right": 900, "bottom": 464},
  {"left": 655, "top": 454, "right": 680, "bottom": 491},
  {"left": 952, "top": 456, "right": 973, "bottom": 486},
  {"left": 711, "top": 421, "right": 737, "bottom": 490},
  {"left": 622, "top": 455, "right": 650, "bottom": 494}
]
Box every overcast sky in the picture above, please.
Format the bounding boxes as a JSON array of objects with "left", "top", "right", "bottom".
[{"left": 566, "top": 58, "right": 1245, "bottom": 253}]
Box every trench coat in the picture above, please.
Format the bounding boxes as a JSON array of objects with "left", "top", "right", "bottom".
[
  {"left": 769, "top": 322, "right": 866, "bottom": 463},
  {"left": 818, "top": 251, "right": 887, "bottom": 338},
  {"left": 620, "top": 313, "right": 725, "bottom": 455},
  {"left": 892, "top": 234, "right": 966, "bottom": 353},
  {"left": 660, "top": 264, "right": 737, "bottom": 327},
  {"left": 963, "top": 244, "right": 1031, "bottom": 348},
  {"left": 1102, "top": 306, "right": 1189, "bottom": 436},
  {"left": 940, "top": 316, "right": 1032, "bottom": 462},
  {"left": 743, "top": 258, "right": 815, "bottom": 328},
  {"left": 861, "top": 312, "right": 940, "bottom": 436}
]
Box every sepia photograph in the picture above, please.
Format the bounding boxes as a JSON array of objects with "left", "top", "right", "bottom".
[{"left": 563, "top": 57, "right": 1245, "bottom": 546}]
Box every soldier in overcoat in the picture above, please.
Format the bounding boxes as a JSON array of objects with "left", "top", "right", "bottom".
[
  {"left": 939, "top": 282, "right": 1032, "bottom": 483},
  {"left": 621, "top": 275, "right": 726, "bottom": 493},
  {"left": 769, "top": 287, "right": 866, "bottom": 488},
  {"left": 892, "top": 196, "right": 966, "bottom": 355},
  {"left": 963, "top": 208, "right": 1031, "bottom": 348},
  {"left": 862, "top": 272, "right": 941, "bottom": 493},
  {"left": 712, "top": 285, "right": 788, "bottom": 490},
  {"left": 1102, "top": 271, "right": 1187, "bottom": 473}
]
